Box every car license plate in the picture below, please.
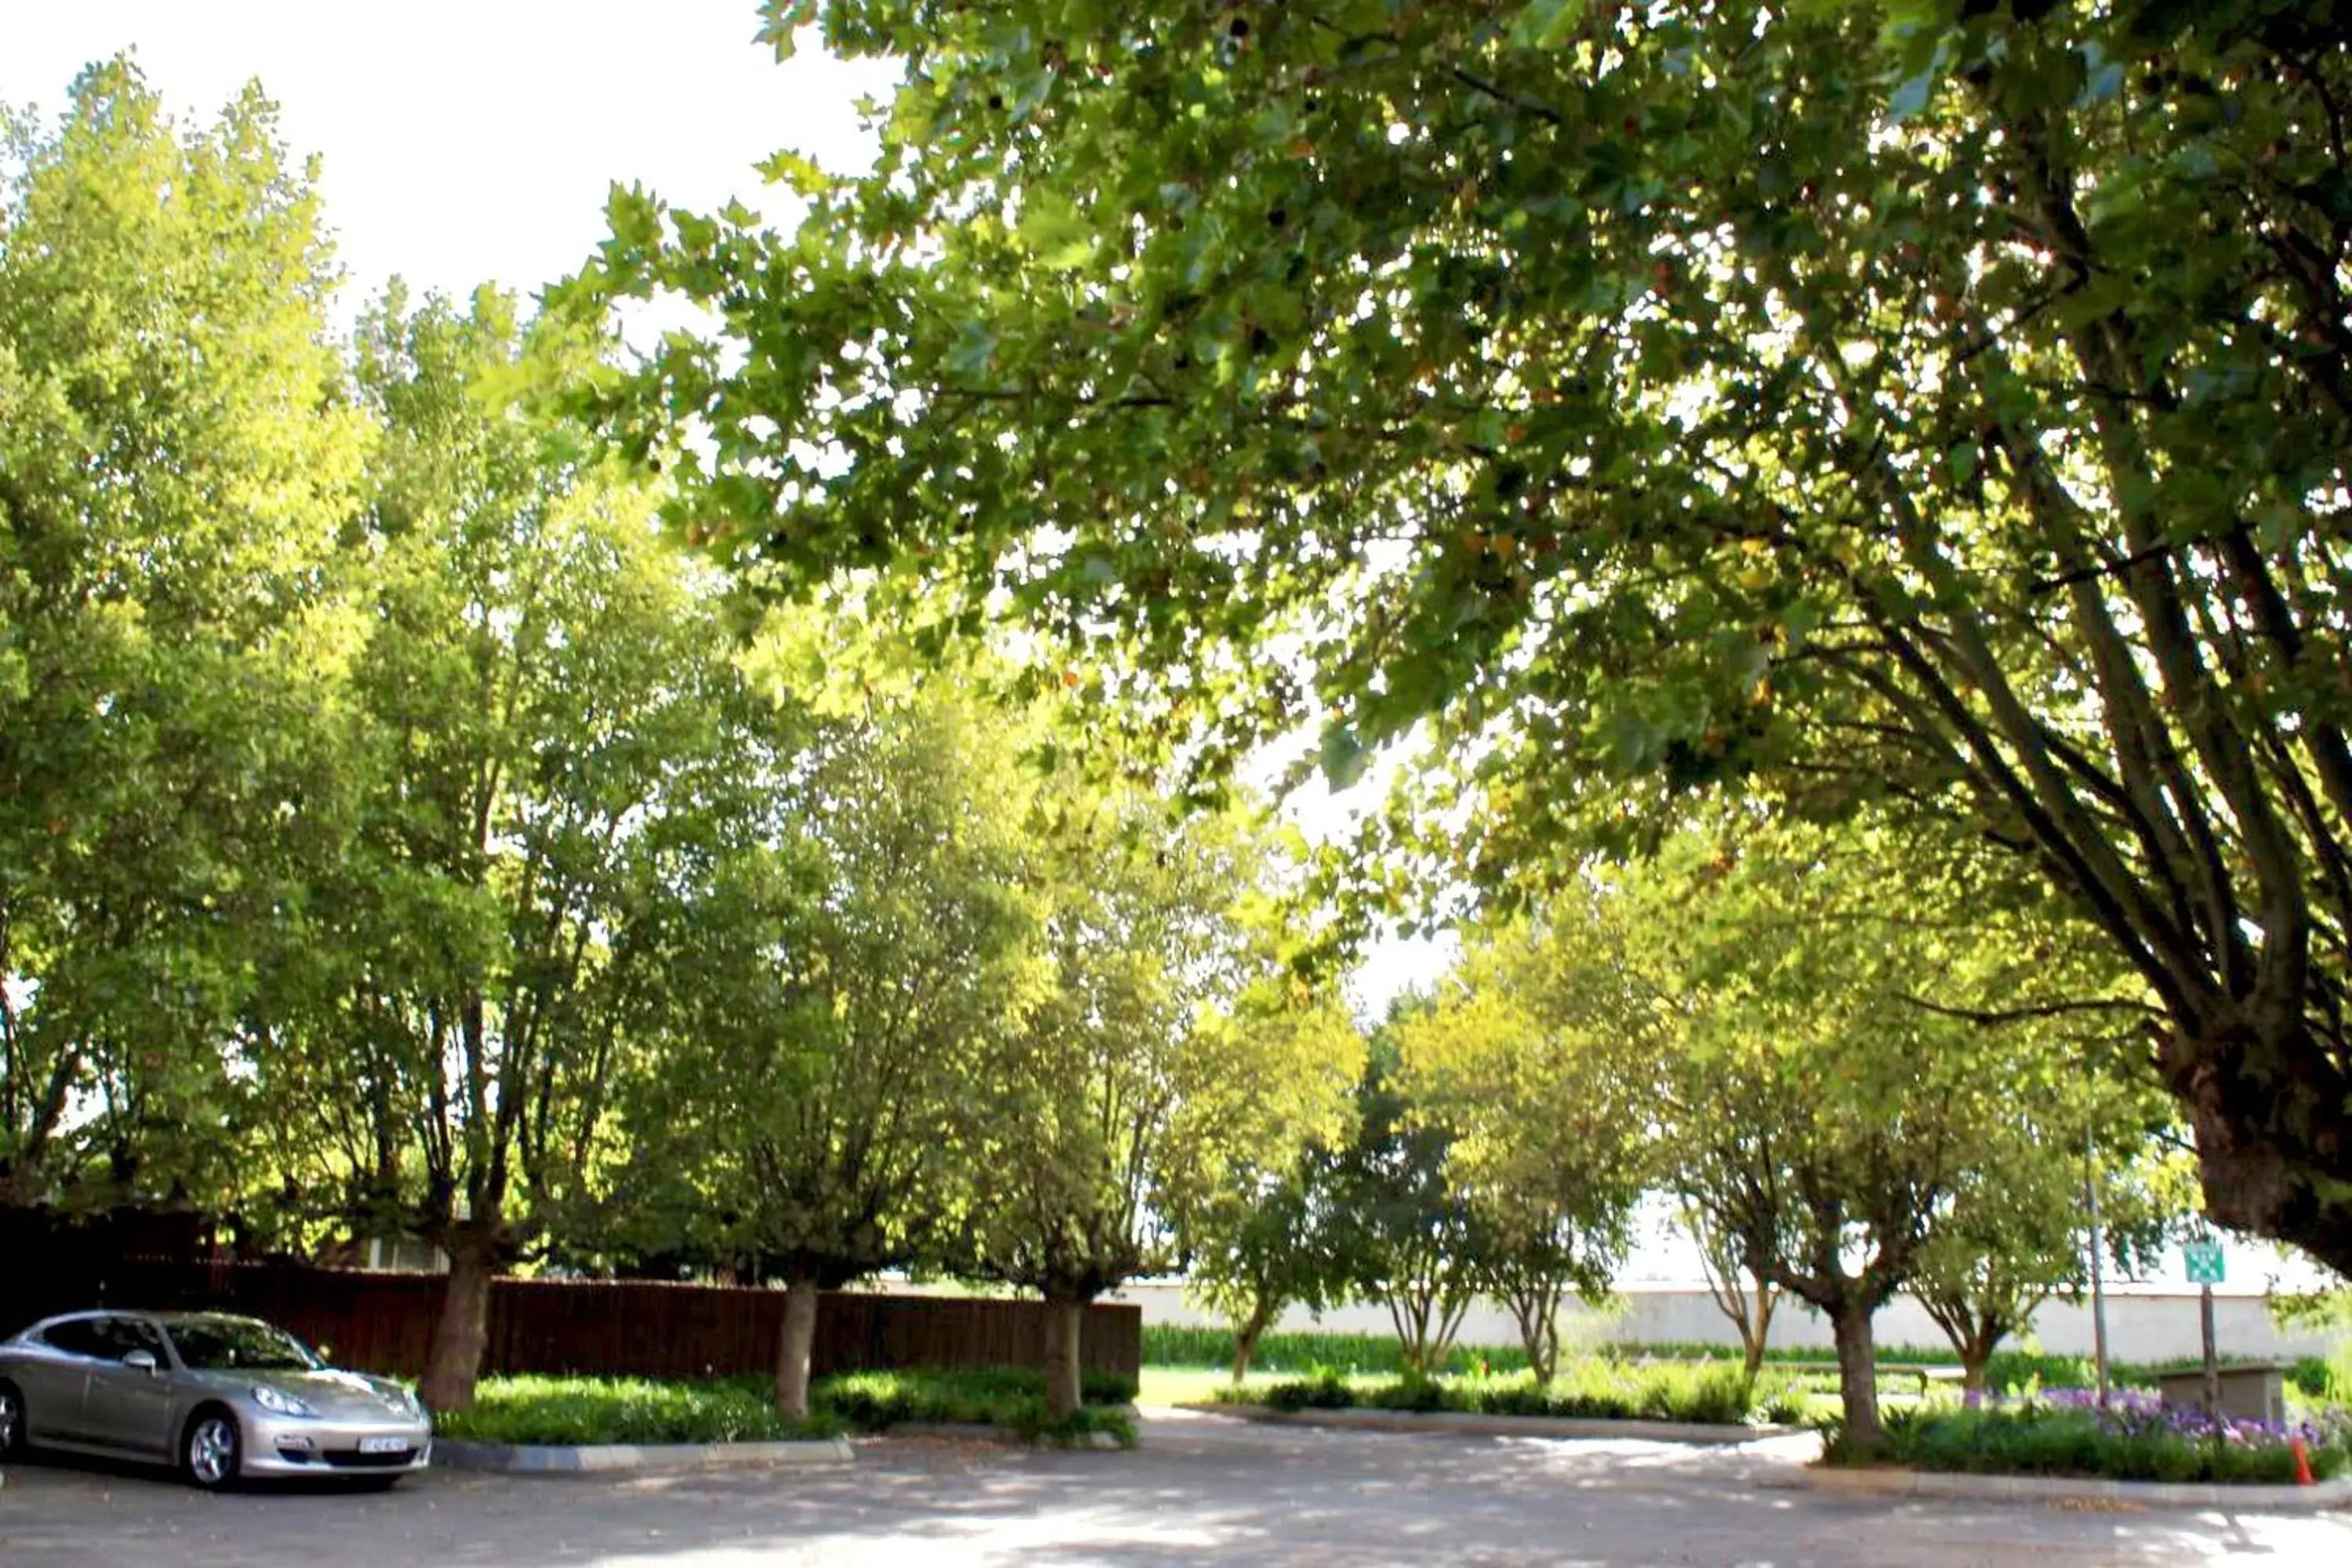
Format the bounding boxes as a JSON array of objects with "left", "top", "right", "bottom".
[{"left": 358, "top": 1437, "right": 410, "bottom": 1455}]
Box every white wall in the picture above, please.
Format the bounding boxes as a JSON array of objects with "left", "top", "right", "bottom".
[{"left": 1107, "top": 1280, "right": 2342, "bottom": 1366}]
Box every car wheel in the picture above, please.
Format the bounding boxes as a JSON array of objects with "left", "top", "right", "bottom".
[
  {"left": 0, "top": 1379, "right": 26, "bottom": 1459},
  {"left": 182, "top": 1408, "right": 241, "bottom": 1490}
]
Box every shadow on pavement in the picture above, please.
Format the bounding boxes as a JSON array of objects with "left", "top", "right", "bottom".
[{"left": 2, "top": 1410, "right": 2344, "bottom": 1566}]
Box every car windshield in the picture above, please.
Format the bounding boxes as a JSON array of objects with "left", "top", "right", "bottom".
[{"left": 165, "top": 1319, "right": 321, "bottom": 1371}]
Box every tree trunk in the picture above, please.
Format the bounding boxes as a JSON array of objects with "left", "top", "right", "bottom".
[
  {"left": 1830, "top": 1301, "right": 1883, "bottom": 1460},
  {"left": 1043, "top": 1298, "right": 1086, "bottom": 1419},
  {"left": 1231, "top": 1301, "right": 1273, "bottom": 1386},
  {"left": 419, "top": 1229, "right": 498, "bottom": 1414},
  {"left": 1744, "top": 1283, "right": 1777, "bottom": 1381},
  {"left": 774, "top": 1277, "right": 821, "bottom": 1420},
  {"left": 1961, "top": 1345, "right": 1989, "bottom": 1403},
  {"left": 2169, "top": 1022, "right": 2352, "bottom": 1279},
  {"left": 1512, "top": 1291, "right": 1561, "bottom": 1386}
]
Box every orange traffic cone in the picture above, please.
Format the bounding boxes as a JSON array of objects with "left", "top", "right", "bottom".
[{"left": 2291, "top": 1437, "right": 2315, "bottom": 1486}]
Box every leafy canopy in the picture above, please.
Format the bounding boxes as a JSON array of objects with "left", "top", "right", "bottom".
[{"left": 575, "top": 1, "right": 2352, "bottom": 1272}]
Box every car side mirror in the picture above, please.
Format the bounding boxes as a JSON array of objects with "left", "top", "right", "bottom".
[{"left": 123, "top": 1348, "right": 159, "bottom": 1374}]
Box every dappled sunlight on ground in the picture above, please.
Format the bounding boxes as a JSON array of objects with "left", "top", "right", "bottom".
[{"left": 2, "top": 1413, "right": 2346, "bottom": 1565}]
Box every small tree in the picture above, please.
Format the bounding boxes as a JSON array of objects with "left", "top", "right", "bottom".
[
  {"left": 1628, "top": 820, "right": 2124, "bottom": 1456},
  {"left": 1178, "top": 993, "right": 1364, "bottom": 1385},
  {"left": 959, "top": 797, "right": 1336, "bottom": 1416},
  {"left": 1684, "top": 1207, "right": 1781, "bottom": 1382},
  {"left": 1912, "top": 1087, "right": 2190, "bottom": 1397},
  {"left": 1326, "top": 1025, "right": 1484, "bottom": 1378},
  {"left": 1394, "top": 923, "right": 1649, "bottom": 1385}
]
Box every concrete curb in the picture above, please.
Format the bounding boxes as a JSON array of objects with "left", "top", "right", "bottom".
[
  {"left": 1190, "top": 1403, "right": 1800, "bottom": 1446},
  {"left": 1762, "top": 1465, "right": 2352, "bottom": 1514},
  {"left": 431, "top": 1436, "right": 855, "bottom": 1475}
]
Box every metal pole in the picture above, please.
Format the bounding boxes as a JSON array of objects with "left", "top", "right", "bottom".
[
  {"left": 2085, "top": 1127, "right": 2111, "bottom": 1406},
  {"left": 2201, "top": 1281, "right": 2220, "bottom": 1415}
]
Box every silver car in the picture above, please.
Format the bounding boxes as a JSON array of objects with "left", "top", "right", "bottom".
[{"left": 0, "top": 1309, "right": 432, "bottom": 1488}]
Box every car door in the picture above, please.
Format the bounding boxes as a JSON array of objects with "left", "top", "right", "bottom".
[
  {"left": 78, "top": 1316, "right": 178, "bottom": 1457},
  {"left": 12, "top": 1318, "right": 106, "bottom": 1443}
]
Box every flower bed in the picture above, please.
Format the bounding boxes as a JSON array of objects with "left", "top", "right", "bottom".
[
  {"left": 1834, "top": 1389, "right": 2352, "bottom": 1486},
  {"left": 1216, "top": 1363, "right": 1802, "bottom": 1428}
]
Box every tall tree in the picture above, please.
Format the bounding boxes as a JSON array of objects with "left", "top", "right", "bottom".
[
  {"left": 583, "top": 0, "right": 2352, "bottom": 1274},
  {"left": 609, "top": 681, "right": 1045, "bottom": 1418},
  {"left": 253, "top": 288, "right": 746, "bottom": 1411},
  {"left": 0, "top": 62, "right": 367, "bottom": 1210}
]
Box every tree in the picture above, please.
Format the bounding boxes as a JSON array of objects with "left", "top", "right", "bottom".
[
  {"left": 250, "top": 288, "right": 749, "bottom": 1411},
  {"left": 956, "top": 795, "right": 1341, "bottom": 1417},
  {"left": 1177, "top": 987, "right": 1364, "bottom": 1385},
  {"left": 1621, "top": 818, "right": 2125, "bottom": 1455},
  {"left": 1911, "top": 1087, "right": 2190, "bottom": 1397},
  {"left": 583, "top": 0, "right": 2352, "bottom": 1275},
  {"left": 1393, "top": 923, "right": 1648, "bottom": 1384},
  {"left": 1683, "top": 1206, "right": 1782, "bottom": 1384},
  {"left": 1327, "top": 1023, "right": 1486, "bottom": 1379},
  {"left": 608, "top": 680, "right": 1045, "bottom": 1418},
  {"left": 0, "top": 61, "right": 368, "bottom": 1210}
]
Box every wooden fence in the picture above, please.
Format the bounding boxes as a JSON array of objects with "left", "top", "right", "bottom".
[{"left": 1, "top": 1255, "right": 1141, "bottom": 1383}]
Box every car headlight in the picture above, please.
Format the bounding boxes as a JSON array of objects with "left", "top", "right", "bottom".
[{"left": 252, "top": 1385, "right": 318, "bottom": 1418}]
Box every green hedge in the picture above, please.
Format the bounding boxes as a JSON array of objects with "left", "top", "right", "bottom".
[
  {"left": 1224, "top": 1364, "right": 1781, "bottom": 1427},
  {"left": 433, "top": 1375, "right": 833, "bottom": 1445},
  {"left": 1842, "top": 1402, "right": 2352, "bottom": 1486},
  {"left": 1142, "top": 1325, "right": 2335, "bottom": 1400},
  {"left": 1142, "top": 1325, "right": 1531, "bottom": 1378},
  {"left": 434, "top": 1368, "right": 1138, "bottom": 1449}
]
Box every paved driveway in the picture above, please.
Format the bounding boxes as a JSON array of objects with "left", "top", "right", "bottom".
[{"left": 2, "top": 1410, "right": 2346, "bottom": 1566}]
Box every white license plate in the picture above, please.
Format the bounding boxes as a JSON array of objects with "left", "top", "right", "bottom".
[{"left": 358, "top": 1437, "right": 410, "bottom": 1455}]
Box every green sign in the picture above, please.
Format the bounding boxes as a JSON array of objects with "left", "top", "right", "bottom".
[{"left": 2184, "top": 1241, "right": 2226, "bottom": 1286}]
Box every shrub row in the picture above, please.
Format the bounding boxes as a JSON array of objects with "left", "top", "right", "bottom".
[
  {"left": 1139, "top": 1326, "right": 2335, "bottom": 1400},
  {"left": 433, "top": 1368, "right": 1138, "bottom": 1448},
  {"left": 1838, "top": 1399, "right": 2352, "bottom": 1486},
  {"left": 1221, "top": 1364, "right": 1793, "bottom": 1428}
]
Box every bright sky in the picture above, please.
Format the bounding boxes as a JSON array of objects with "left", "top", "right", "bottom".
[
  {"left": 1, "top": 0, "right": 899, "bottom": 311},
  {"left": 5, "top": 1, "right": 2327, "bottom": 1298}
]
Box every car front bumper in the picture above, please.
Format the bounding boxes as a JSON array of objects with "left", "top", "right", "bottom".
[{"left": 240, "top": 1410, "right": 434, "bottom": 1478}]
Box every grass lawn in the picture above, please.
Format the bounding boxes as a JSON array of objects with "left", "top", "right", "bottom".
[{"left": 1137, "top": 1367, "right": 1279, "bottom": 1406}]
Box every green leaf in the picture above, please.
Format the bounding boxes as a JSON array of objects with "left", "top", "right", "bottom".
[
  {"left": 1319, "top": 722, "right": 1370, "bottom": 791},
  {"left": 1509, "top": 0, "right": 1588, "bottom": 49},
  {"left": 1015, "top": 189, "right": 1096, "bottom": 269}
]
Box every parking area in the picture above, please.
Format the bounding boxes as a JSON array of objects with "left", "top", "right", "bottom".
[{"left": 3, "top": 1410, "right": 2347, "bottom": 1566}]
